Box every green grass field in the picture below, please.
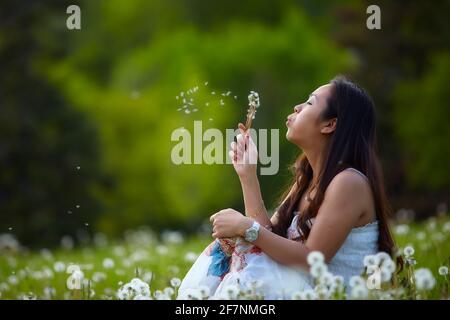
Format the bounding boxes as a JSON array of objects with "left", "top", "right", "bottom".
[{"left": 0, "top": 216, "right": 449, "bottom": 300}]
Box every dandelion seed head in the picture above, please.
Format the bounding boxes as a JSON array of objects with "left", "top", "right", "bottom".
[{"left": 438, "top": 266, "right": 449, "bottom": 276}]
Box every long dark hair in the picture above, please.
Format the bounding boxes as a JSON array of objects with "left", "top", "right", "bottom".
[{"left": 272, "top": 76, "right": 396, "bottom": 255}]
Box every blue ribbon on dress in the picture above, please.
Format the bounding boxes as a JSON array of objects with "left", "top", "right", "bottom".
[{"left": 207, "top": 240, "right": 231, "bottom": 277}]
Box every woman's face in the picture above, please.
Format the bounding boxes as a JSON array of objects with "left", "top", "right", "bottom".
[{"left": 286, "top": 84, "right": 335, "bottom": 148}]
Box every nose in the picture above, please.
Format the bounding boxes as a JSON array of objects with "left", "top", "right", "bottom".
[{"left": 294, "top": 104, "right": 302, "bottom": 113}]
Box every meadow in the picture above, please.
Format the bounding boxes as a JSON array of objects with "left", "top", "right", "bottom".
[{"left": 0, "top": 215, "right": 449, "bottom": 300}]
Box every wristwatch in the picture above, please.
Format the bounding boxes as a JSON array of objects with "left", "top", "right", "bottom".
[{"left": 244, "top": 220, "right": 260, "bottom": 242}]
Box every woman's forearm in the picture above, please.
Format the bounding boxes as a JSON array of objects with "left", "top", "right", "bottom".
[
  {"left": 245, "top": 221, "right": 310, "bottom": 269},
  {"left": 239, "top": 174, "right": 272, "bottom": 230}
]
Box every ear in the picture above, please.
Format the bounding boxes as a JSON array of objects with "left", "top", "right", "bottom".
[{"left": 320, "top": 118, "right": 337, "bottom": 134}]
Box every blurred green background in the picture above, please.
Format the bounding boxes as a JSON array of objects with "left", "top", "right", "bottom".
[{"left": 1, "top": 0, "right": 449, "bottom": 247}]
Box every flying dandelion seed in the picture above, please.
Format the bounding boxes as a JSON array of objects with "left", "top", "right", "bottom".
[
  {"left": 209, "top": 118, "right": 213, "bottom": 121},
  {"left": 67, "top": 210, "right": 72, "bottom": 214},
  {"left": 8, "top": 227, "right": 13, "bottom": 231},
  {"left": 85, "top": 223, "right": 89, "bottom": 227},
  {"left": 205, "top": 102, "right": 209, "bottom": 106},
  {"left": 176, "top": 96, "right": 179, "bottom": 100},
  {"left": 234, "top": 96, "right": 237, "bottom": 99},
  {"left": 76, "top": 205, "right": 80, "bottom": 209},
  {"left": 220, "top": 99, "right": 225, "bottom": 106},
  {"left": 211, "top": 91, "right": 215, "bottom": 95},
  {"left": 204, "top": 82, "right": 208, "bottom": 86},
  {"left": 185, "top": 109, "right": 191, "bottom": 114},
  {"left": 76, "top": 166, "right": 80, "bottom": 170},
  {"left": 192, "top": 108, "right": 198, "bottom": 112}
]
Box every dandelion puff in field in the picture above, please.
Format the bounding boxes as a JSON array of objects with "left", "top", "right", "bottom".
[
  {"left": 198, "top": 285, "right": 210, "bottom": 299},
  {"left": 164, "top": 287, "right": 175, "bottom": 297},
  {"left": 375, "top": 251, "right": 391, "bottom": 262},
  {"left": 394, "top": 224, "right": 409, "bottom": 235},
  {"left": 318, "top": 272, "right": 334, "bottom": 286},
  {"left": 414, "top": 268, "right": 436, "bottom": 290},
  {"left": 184, "top": 251, "right": 198, "bottom": 262},
  {"left": 92, "top": 272, "right": 107, "bottom": 282},
  {"left": 291, "top": 291, "right": 303, "bottom": 300},
  {"left": 307, "top": 251, "right": 325, "bottom": 266},
  {"left": 438, "top": 266, "right": 449, "bottom": 276},
  {"left": 156, "top": 245, "right": 168, "bottom": 255},
  {"left": 170, "top": 277, "right": 181, "bottom": 288},
  {"left": 363, "top": 254, "right": 380, "bottom": 267},
  {"left": 349, "top": 275, "right": 365, "bottom": 288},
  {"left": 350, "top": 285, "right": 368, "bottom": 299},
  {"left": 102, "top": 258, "right": 115, "bottom": 269},
  {"left": 224, "top": 284, "right": 240, "bottom": 299},
  {"left": 303, "top": 289, "right": 318, "bottom": 300},
  {"left": 403, "top": 246, "right": 415, "bottom": 257},
  {"left": 310, "top": 262, "right": 327, "bottom": 278}
]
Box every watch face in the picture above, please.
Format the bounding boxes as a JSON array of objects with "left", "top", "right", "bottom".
[{"left": 246, "top": 229, "right": 257, "bottom": 241}]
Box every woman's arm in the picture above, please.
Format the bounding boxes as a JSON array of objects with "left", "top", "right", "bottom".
[
  {"left": 229, "top": 123, "right": 272, "bottom": 229},
  {"left": 238, "top": 170, "right": 367, "bottom": 268},
  {"left": 239, "top": 174, "right": 272, "bottom": 230}
]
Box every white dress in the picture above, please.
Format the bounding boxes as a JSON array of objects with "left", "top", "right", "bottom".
[{"left": 177, "top": 168, "right": 379, "bottom": 299}]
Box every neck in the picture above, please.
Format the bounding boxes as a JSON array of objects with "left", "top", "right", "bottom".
[{"left": 303, "top": 142, "right": 328, "bottom": 186}]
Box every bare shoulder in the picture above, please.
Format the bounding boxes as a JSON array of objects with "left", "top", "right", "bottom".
[
  {"left": 326, "top": 169, "right": 371, "bottom": 198},
  {"left": 320, "top": 169, "right": 374, "bottom": 221}
]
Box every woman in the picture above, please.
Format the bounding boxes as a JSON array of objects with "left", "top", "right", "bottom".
[{"left": 177, "top": 76, "right": 396, "bottom": 299}]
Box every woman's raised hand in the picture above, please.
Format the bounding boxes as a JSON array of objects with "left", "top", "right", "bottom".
[{"left": 229, "top": 123, "right": 258, "bottom": 179}]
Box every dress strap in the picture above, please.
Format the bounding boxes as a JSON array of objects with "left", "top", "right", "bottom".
[{"left": 344, "top": 167, "right": 369, "bottom": 182}]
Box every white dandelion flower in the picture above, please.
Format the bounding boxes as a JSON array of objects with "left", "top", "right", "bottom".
[
  {"left": 198, "top": 285, "right": 210, "bottom": 299},
  {"left": 170, "top": 277, "right": 181, "bottom": 288},
  {"left": 307, "top": 251, "right": 325, "bottom": 266},
  {"left": 394, "top": 224, "right": 409, "bottom": 235},
  {"left": 53, "top": 261, "right": 66, "bottom": 273},
  {"left": 381, "top": 259, "right": 396, "bottom": 274},
  {"left": 291, "top": 291, "right": 303, "bottom": 300},
  {"left": 164, "top": 287, "right": 175, "bottom": 297},
  {"left": 350, "top": 285, "right": 368, "bottom": 299},
  {"left": 310, "top": 262, "right": 327, "bottom": 278},
  {"left": 414, "top": 268, "right": 436, "bottom": 290},
  {"left": 403, "top": 246, "right": 415, "bottom": 257},
  {"left": 349, "top": 275, "right": 365, "bottom": 288},
  {"left": 184, "top": 252, "right": 198, "bottom": 262},
  {"left": 303, "top": 289, "right": 317, "bottom": 300},
  {"left": 102, "top": 258, "right": 115, "bottom": 269},
  {"left": 363, "top": 254, "right": 380, "bottom": 267},
  {"left": 438, "top": 266, "right": 448, "bottom": 276},
  {"left": 375, "top": 251, "right": 391, "bottom": 262},
  {"left": 318, "top": 272, "right": 334, "bottom": 286},
  {"left": 224, "top": 284, "right": 240, "bottom": 299}
]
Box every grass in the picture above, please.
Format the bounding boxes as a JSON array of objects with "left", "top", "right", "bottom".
[{"left": 0, "top": 216, "right": 449, "bottom": 300}]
